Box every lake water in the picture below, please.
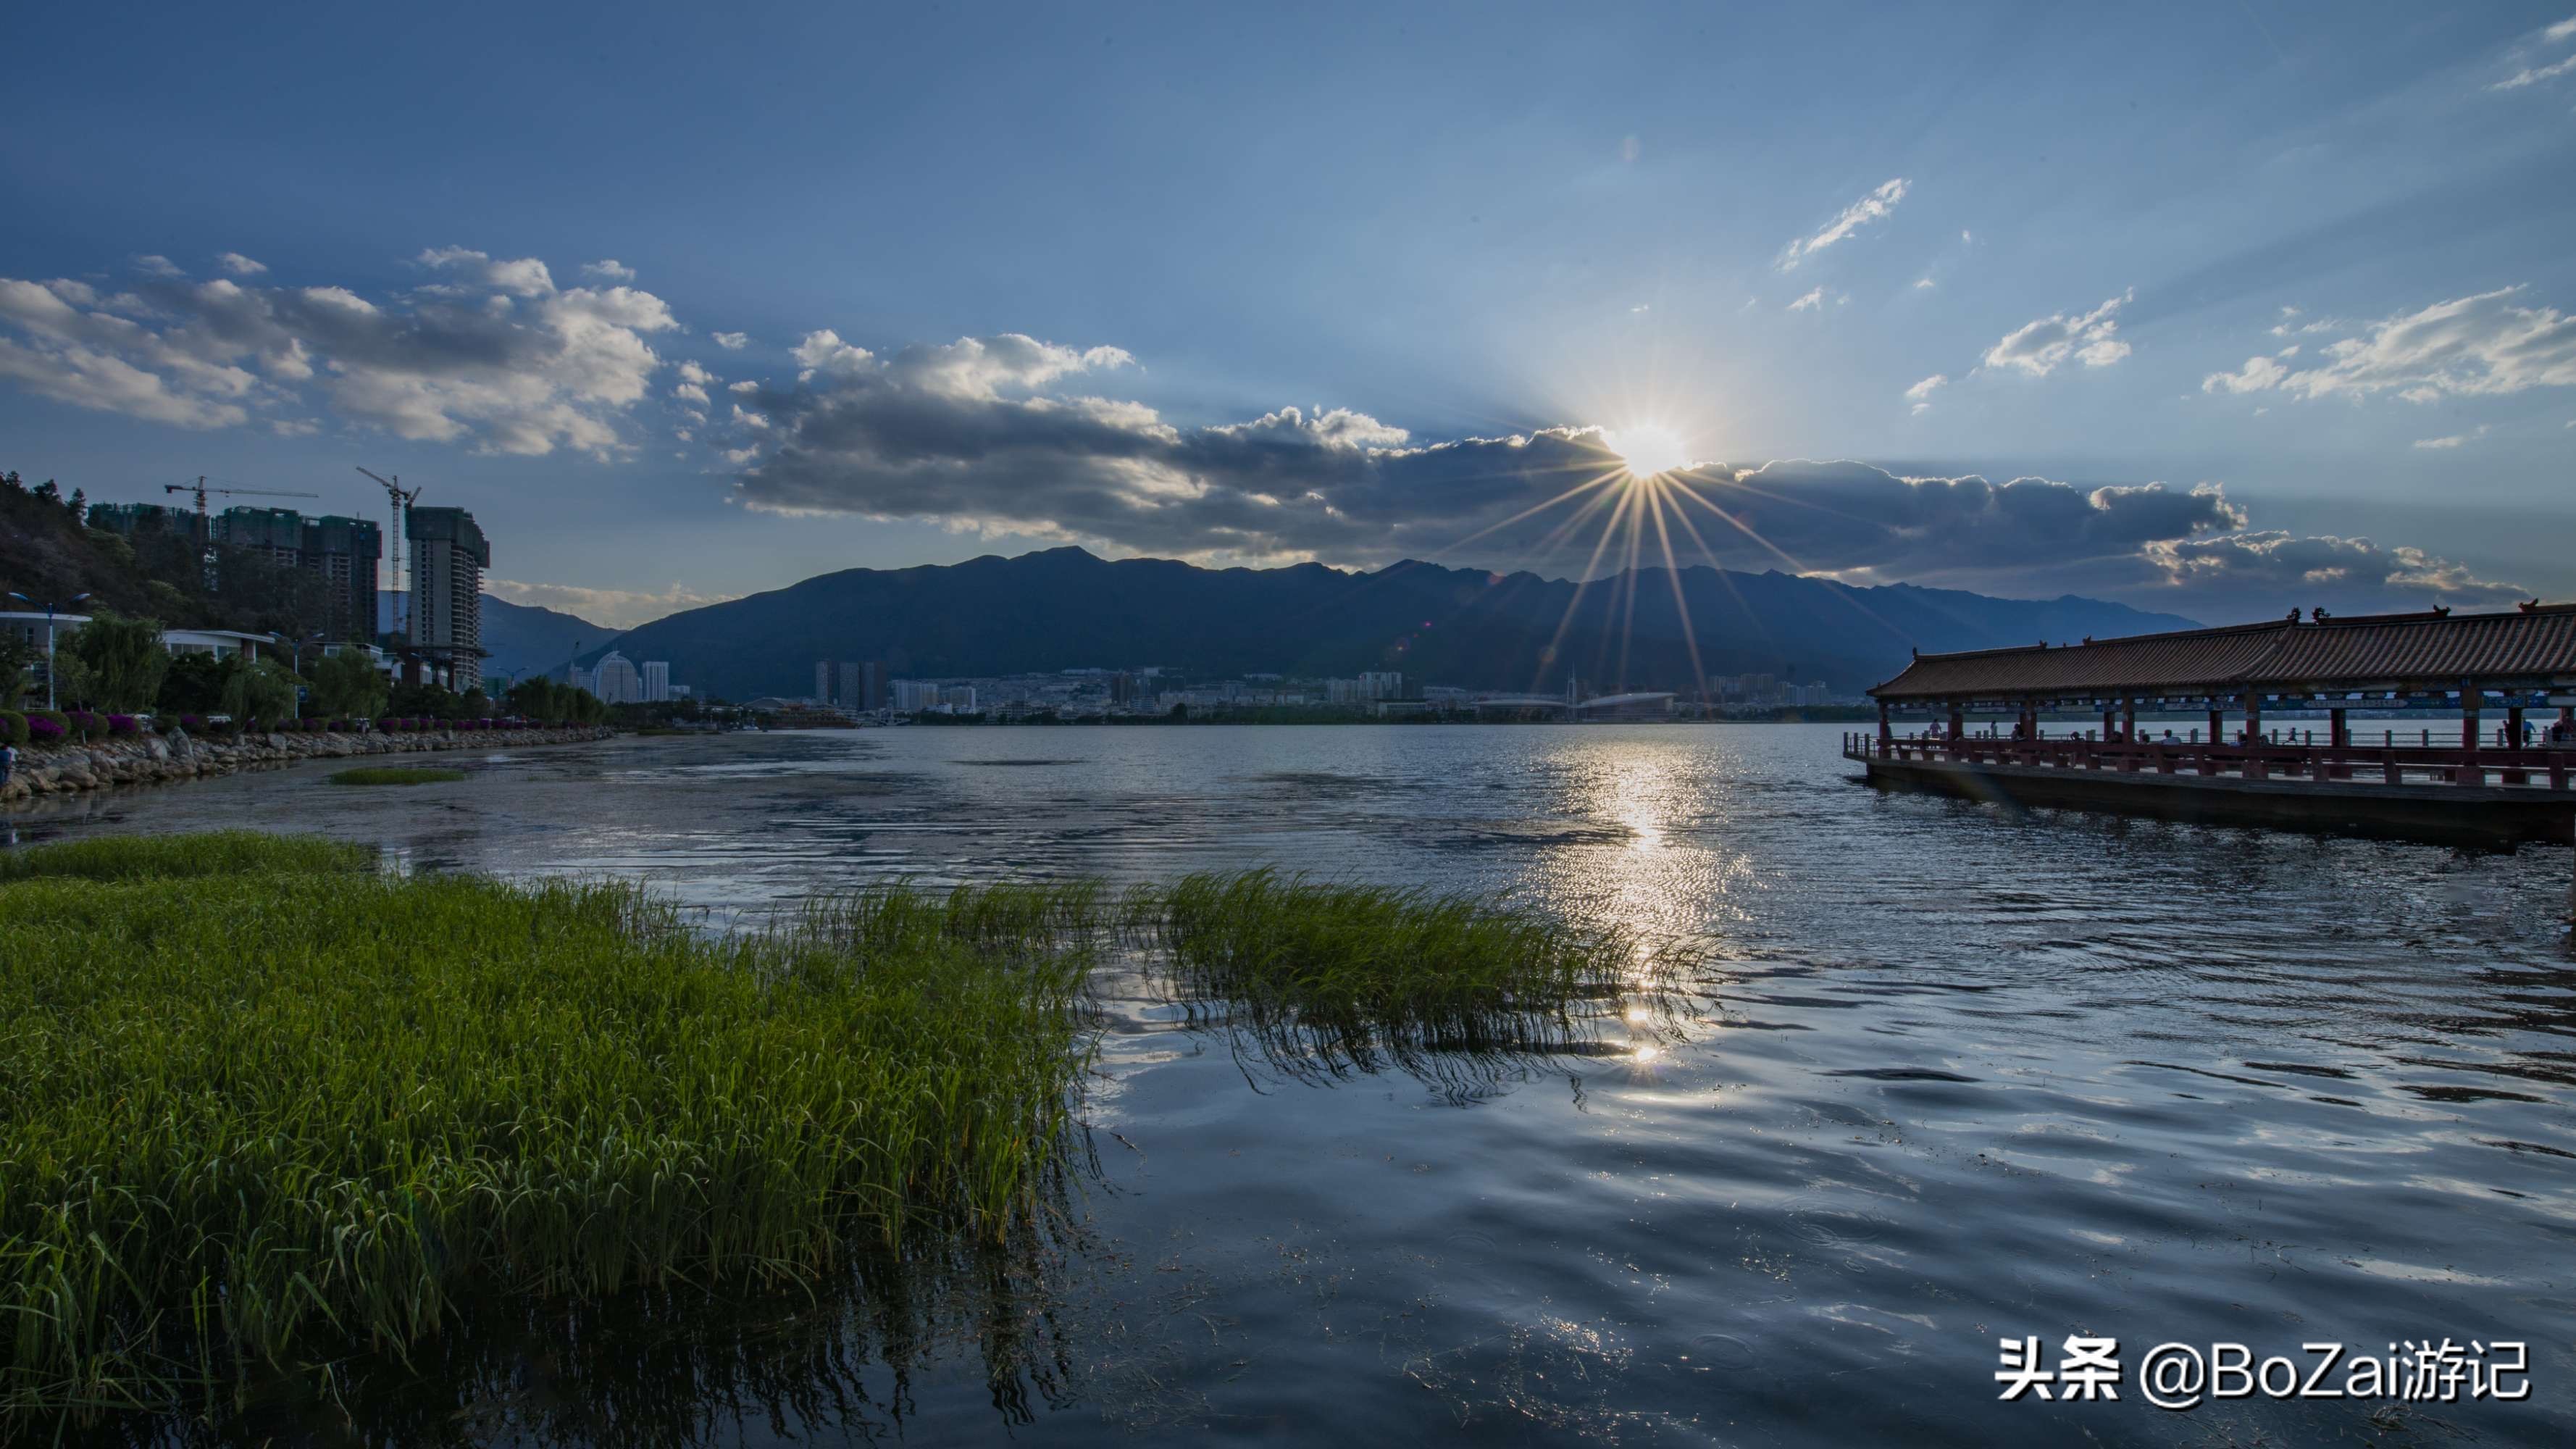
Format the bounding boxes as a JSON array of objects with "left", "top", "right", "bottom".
[{"left": 16, "top": 724, "right": 2574, "bottom": 1446}]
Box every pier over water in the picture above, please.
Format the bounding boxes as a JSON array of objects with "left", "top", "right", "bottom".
[{"left": 1847, "top": 601, "right": 2576, "bottom": 849}]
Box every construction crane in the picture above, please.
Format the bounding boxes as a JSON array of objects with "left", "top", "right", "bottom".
[
  {"left": 162, "top": 477, "right": 319, "bottom": 590},
  {"left": 357, "top": 467, "right": 422, "bottom": 643},
  {"left": 163, "top": 476, "right": 319, "bottom": 518}
]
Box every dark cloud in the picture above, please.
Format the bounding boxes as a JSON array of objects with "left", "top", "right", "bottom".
[{"left": 729, "top": 335, "right": 2519, "bottom": 618}]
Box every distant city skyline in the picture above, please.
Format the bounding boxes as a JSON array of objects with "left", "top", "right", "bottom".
[{"left": 4, "top": 4, "right": 2572, "bottom": 630}]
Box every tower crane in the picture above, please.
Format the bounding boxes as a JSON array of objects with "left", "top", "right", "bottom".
[
  {"left": 356, "top": 467, "right": 422, "bottom": 643},
  {"left": 163, "top": 476, "right": 319, "bottom": 517}
]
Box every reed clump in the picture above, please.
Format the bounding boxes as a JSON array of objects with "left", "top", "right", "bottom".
[
  {"left": 1123, "top": 869, "right": 1686, "bottom": 1085},
  {"left": 0, "top": 829, "right": 372, "bottom": 882},
  {"left": 0, "top": 838, "right": 1095, "bottom": 1420},
  {"left": 328, "top": 766, "right": 468, "bottom": 786}
]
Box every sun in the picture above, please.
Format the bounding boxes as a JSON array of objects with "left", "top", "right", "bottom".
[{"left": 1605, "top": 424, "right": 1689, "bottom": 478}]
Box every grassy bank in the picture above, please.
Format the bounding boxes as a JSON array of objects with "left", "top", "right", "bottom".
[
  {"left": 0, "top": 835, "right": 1683, "bottom": 1427},
  {"left": 328, "top": 765, "right": 469, "bottom": 785}
]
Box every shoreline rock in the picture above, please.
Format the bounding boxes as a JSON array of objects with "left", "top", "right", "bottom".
[{"left": 1, "top": 725, "right": 617, "bottom": 805}]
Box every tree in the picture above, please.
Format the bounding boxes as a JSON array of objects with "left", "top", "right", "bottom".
[
  {"left": 308, "top": 648, "right": 389, "bottom": 719},
  {"left": 0, "top": 634, "right": 33, "bottom": 710},
  {"left": 62, "top": 609, "right": 170, "bottom": 711},
  {"left": 219, "top": 657, "right": 301, "bottom": 724},
  {"left": 157, "top": 652, "right": 232, "bottom": 714},
  {"left": 387, "top": 680, "right": 464, "bottom": 719}
]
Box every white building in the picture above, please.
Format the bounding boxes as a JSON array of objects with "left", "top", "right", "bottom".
[
  {"left": 891, "top": 679, "right": 941, "bottom": 713},
  {"left": 642, "top": 660, "right": 672, "bottom": 703},
  {"left": 939, "top": 685, "right": 977, "bottom": 711},
  {"left": 1359, "top": 670, "right": 1405, "bottom": 701},
  {"left": 159, "top": 629, "right": 267, "bottom": 661},
  {"left": 592, "top": 651, "right": 641, "bottom": 704}
]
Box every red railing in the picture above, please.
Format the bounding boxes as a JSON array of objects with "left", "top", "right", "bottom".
[{"left": 1841, "top": 731, "right": 2576, "bottom": 792}]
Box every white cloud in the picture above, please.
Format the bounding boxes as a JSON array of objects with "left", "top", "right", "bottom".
[
  {"left": 1912, "top": 277, "right": 1935, "bottom": 290},
  {"left": 416, "top": 246, "right": 556, "bottom": 297},
  {"left": 713, "top": 331, "right": 748, "bottom": 349},
  {"left": 2493, "top": 52, "right": 2576, "bottom": 88},
  {"left": 728, "top": 378, "right": 758, "bottom": 393},
  {"left": 134, "top": 255, "right": 183, "bottom": 278},
  {"left": 484, "top": 577, "right": 736, "bottom": 630},
  {"left": 216, "top": 252, "right": 268, "bottom": 277},
  {"left": 581, "top": 259, "right": 637, "bottom": 282},
  {"left": 2201, "top": 288, "right": 2576, "bottom": 401},
  {"left": 2491, "top": 16, "right": 2576, "bottom": 88},
  {"left": 2412, "top": 426, "right": 2488, "bottom": 450},
  {"left": 1788, "top": 287, "right": 1824, "bottom": 312},
  {"left": 1983, "top": 291, "right": 2133, "bottom": 376},
  {"left": 269, "top": 418, "right": 319, "bottom": 437},
  {"left": 2201, "top": 347, "right": 2297, "bottom": 395},
  {"left": 0, "top": 249, "right": 682, "bottom": 457},
  {"left": 1778, "top": 178, "right": 1909, "bottom": 269},
  {"left": 1904, "top": 374, "right": 1946, "bottom": 412},
  {"left": 791, "top": 328, "right": 874, "bottom": 379}
]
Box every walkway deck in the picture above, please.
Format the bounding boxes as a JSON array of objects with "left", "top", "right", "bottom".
[{"left": 1842, "top": 732, "right": 2576, "bottom": 845}]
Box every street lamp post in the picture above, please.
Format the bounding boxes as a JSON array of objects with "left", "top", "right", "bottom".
[
  {"left": 272, "top": 632, "right": 326, "bottom": 719},
  {"left": 269, "top": 631, "right": 327, "bottom": 674},
  {"left": 7, "top": 591, "right": 92, "bottom": 711}
]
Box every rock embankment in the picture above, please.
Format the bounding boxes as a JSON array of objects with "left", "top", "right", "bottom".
[{"left": 1, "top": 725, "right": 615, "bottom": 805}]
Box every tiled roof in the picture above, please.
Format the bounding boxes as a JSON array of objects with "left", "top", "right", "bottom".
[{"left": 1870, "top": 604, "right": 2576, "bottom": 701}]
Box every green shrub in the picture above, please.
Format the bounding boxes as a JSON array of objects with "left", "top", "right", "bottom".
[{"left": 0, "top": 711, "right": 24, "bottom": 746}]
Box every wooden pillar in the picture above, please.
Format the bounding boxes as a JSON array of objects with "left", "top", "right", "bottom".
[
  {"left": 2460, "top": 683, "right": 2480, "bottom": 753},
  {"left": 2506, "top": 704, "right": 2525, "bottom": 749},
  {"left": 1946, "top": 702, "right": 1963, "bottom": 743},
  {"left": 2459, "top": 681, "right": 2482, "bottom": 787},
  {"left": 2241, "top": 691, "right": 2265, "bottom": 778},
  {"left": 1877, "top": 699, "right": 1892, "bottom": 755},
  {"left": 2329, "top": 708, "right": 2348, "bottom": 748}
]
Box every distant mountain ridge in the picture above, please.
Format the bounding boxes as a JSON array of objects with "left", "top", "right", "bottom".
[
  {"left": 577, "top": 547, "right": 2199, "bottom": 701},
  {"left": 479, "top": 594, "right": 620, "bottom": 680}
]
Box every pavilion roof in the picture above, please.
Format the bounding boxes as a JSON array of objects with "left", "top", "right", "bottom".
[{"left": 1869, "top": 602, "right": 2576, "bottom": 703}]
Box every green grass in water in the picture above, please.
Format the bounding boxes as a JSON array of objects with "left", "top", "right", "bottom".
[
  {"left": 0, "top": 829, "right": 372, "bottom": 882},
  {"left": 329, "top": 766, "right": 469, "bottom": 786},
  {"left": 0, "top": 835, "right": 1681, "bottom": 1425},
  {"left": 0, "top": 833, "right": 1095, "bottom": 1419},
  {"left": 1125, "top": 869, "right": 1687, "bottom": 1082}
]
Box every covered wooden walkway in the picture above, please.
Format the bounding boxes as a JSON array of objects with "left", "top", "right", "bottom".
[{"left": 1846, "top": 602, "right": 2576, "bottom": 845}]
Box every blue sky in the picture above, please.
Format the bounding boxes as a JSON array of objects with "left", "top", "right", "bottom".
[{"left": 3, "top": 1, "right": 2571, "bottom": 627}]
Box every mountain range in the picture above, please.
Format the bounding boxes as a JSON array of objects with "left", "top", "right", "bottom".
[
  {"left": 477, "top": 595, "right": 620, "bottom": 680},
  {"left": 567, "top": 548, "right": 2199, "bottom": 701}
]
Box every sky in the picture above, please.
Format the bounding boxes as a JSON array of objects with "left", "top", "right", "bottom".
[{"left": 2, "top": 1, "right": 2571, "bottom": 629}]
